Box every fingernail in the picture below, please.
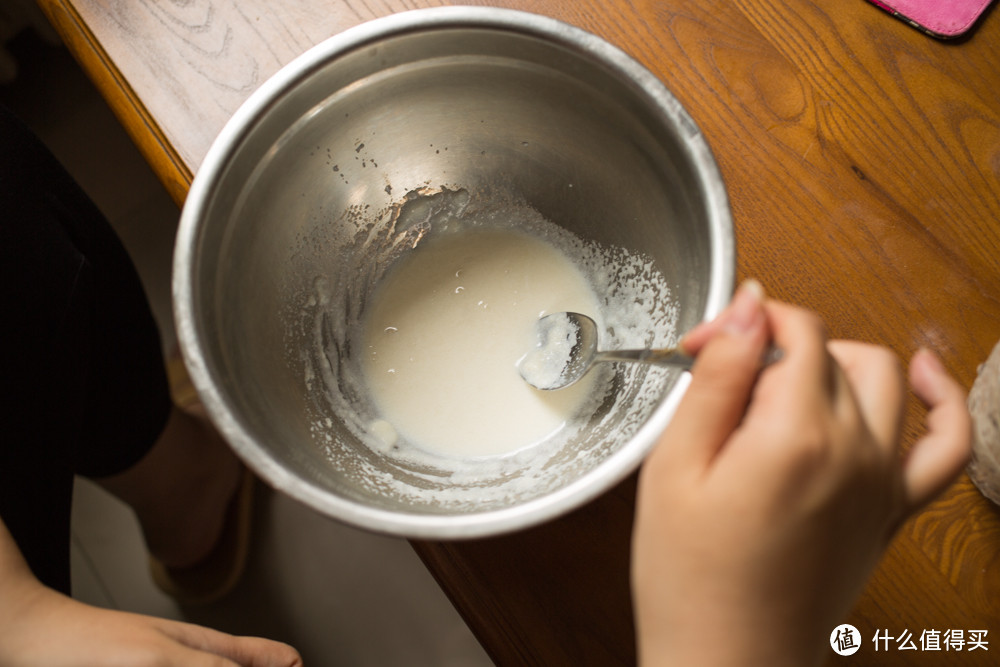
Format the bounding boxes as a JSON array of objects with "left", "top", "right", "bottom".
[
  {"left": 724, "top": 279, "right": 765, "bottom": 335},
  {"left": 740, "top": 278, "right": 765, "bottom": 303},
  {"left": 917, "top": 347, "right": 946, "bottom": 374}
]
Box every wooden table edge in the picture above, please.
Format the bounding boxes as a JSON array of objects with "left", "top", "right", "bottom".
[{"left": 37, "top": 0, "right": 194, "bottom": 208}]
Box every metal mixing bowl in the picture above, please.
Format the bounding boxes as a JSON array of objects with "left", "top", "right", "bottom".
[{"left": 174, "top": 7, "right": 733, "bottom": 538}]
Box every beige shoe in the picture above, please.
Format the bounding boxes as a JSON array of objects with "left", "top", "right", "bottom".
[{"left": 148, "top": 467, "right": 255, "bottom": 606}]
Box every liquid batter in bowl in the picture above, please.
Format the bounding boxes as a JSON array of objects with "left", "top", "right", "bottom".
[{"left": 361, "top": 226, "right": 602, "bottom": 458}]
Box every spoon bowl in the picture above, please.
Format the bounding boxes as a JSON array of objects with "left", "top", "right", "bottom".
[{"left": 518, "top": 312, "right": 697, "bottom": 391}]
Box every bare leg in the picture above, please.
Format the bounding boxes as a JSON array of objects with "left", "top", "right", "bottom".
[{"left": 93, "top": 406, "right": 242, "bottom": 569}]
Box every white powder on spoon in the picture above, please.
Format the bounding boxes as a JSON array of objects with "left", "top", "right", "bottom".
[{"left": 516, "top": 311, "right": 581, "bottom": 391}]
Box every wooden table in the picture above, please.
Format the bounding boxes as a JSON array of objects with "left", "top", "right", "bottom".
[{"left": 37, "top": 0, "right": 1000, "bottom": 664}]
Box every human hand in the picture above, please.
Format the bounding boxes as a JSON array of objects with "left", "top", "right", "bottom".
[
  {"left": 0, "top": 520, "right": 301, "bottom": 667},
  {"left": 631, "top": 282, "right": 971, "bottom": 666}
]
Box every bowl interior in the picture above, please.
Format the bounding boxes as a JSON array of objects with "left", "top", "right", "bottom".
[{"left": 179, "top": 14, "right": 731, "bottom": 537}]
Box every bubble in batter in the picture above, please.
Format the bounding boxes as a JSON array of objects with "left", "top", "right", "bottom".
[{"left": 361, "top": 227, "right": 602, "bottom": 458}]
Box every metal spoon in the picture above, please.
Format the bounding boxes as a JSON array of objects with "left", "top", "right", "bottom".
[{"left": 517, "top": 311, "right": 781, "bottom": 391}]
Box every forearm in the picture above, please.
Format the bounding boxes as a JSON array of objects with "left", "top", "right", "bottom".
[
  {"left": 633, "top": 574, "right": 827, "bottom": 667},
  {"left": 0, "top": 516, "right": 54, "bottom": 664},
  {"left": 0, "top": 515, "right": 44, "bottom": 605},
  {"left": 636, "top": 618, "right": 824, "bottom": 667}
]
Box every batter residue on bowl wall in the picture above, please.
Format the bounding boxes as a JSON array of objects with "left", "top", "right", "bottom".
[{"left": 285, "top": 186, "right": 679, "bottom": 509}]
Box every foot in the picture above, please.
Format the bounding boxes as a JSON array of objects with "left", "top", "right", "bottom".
[{"left": 96, "top": 407, "right": 243, "bottom": 569}]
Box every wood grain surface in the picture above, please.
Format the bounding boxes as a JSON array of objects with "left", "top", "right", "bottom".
[{"left": 35, "top": 0, "right": 1000, "bottom": 664}]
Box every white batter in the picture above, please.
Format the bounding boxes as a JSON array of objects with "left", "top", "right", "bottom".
[{"left": 361, "top": 227, "right": 602, "bottom": 458}]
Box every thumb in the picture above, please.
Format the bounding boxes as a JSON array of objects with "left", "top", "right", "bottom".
[
  {"left": 655, "top": 281, "right": 770, "bottom": 470},
  {"left": 902, "top": 348, "right": 972, "bottom": 512}
]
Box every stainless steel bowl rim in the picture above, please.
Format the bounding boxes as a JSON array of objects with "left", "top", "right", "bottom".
[{"left": 174, "top": 6, "right": 734, "bottom": 538}]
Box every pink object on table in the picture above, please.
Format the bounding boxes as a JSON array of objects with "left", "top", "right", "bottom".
[{"left": 866, "top": 0, "right": 994, "bottom": 38}]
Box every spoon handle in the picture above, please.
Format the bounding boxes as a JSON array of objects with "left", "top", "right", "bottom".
[
  {"left": 595, "top": 345, "right": 783, "bottom": 370},
  {"left": 595, "top": 348, "right": 695, "bottom": 368}
]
